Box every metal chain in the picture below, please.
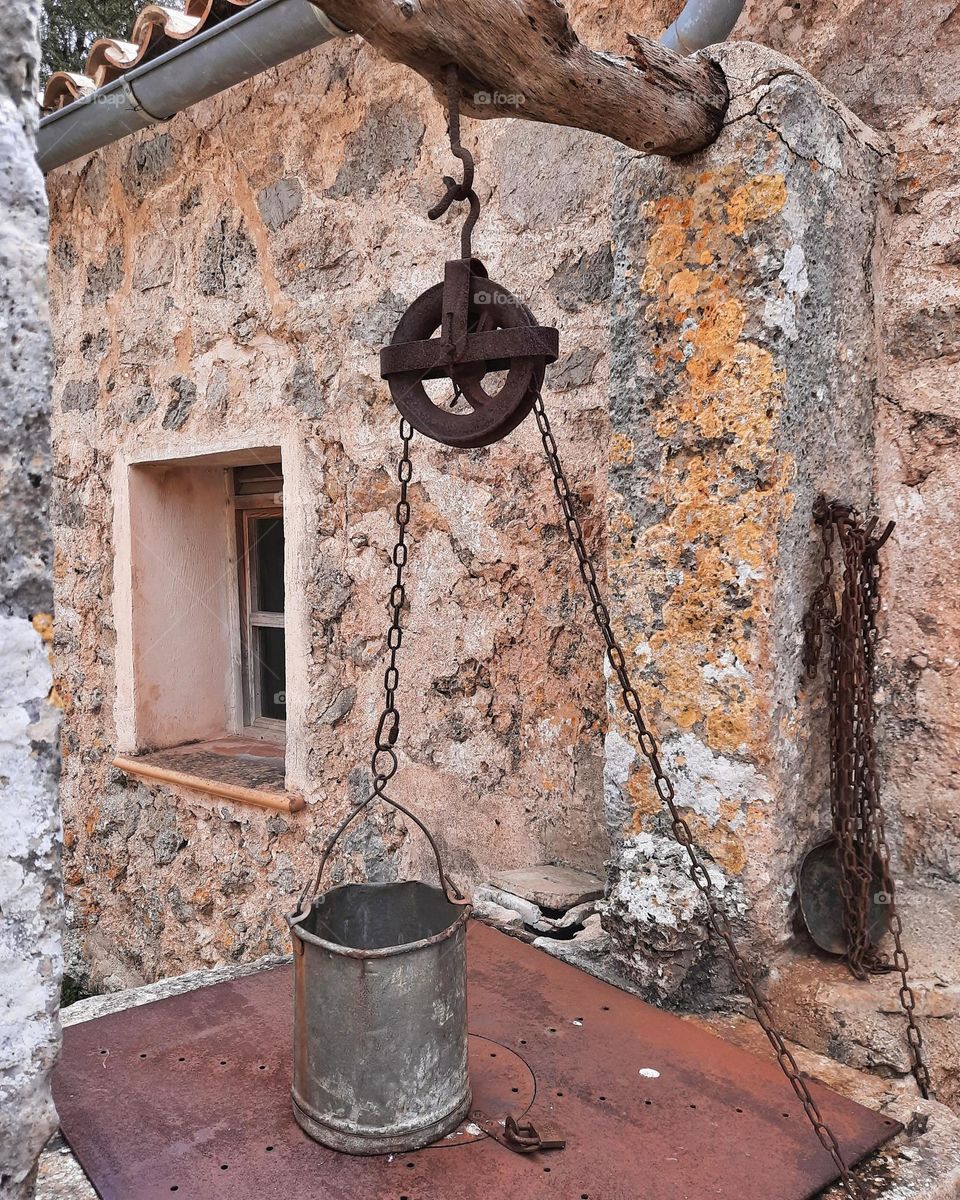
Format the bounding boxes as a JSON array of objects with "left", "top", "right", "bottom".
[
  {"left": 300, "top": 419, "right": 416, "bottom": 909},
  {"left": 804, "top": 499, "right": 931, "bottom": 1099},
  {"left": 532, "top": 394, "right": 862, "bottom": 1198},
  {"left": 369, "top": 416, "right": 415, "bottom": 795}
]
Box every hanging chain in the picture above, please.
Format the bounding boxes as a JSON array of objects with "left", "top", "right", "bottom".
[
  {"left": 532, "top": 394, "right": 862, "bottom": 1198},
  {"left": 369, "top": 417, "right": 415, "bottom": 796},
  {"left": 804, "top": 499, "right": 931, "bottom": 1100}
]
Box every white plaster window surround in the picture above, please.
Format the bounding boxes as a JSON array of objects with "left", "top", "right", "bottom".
[{"left": 111, "top": 432, "right": 310, "bottom": 812}]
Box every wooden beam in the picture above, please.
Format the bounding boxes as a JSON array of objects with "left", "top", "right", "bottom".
[{"left": 314, "top": 0, "right": 729, "bottom": 156}]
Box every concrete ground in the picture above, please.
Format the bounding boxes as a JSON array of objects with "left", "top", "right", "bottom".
[{"left": 37, "top": 941, "right": 960, "bottom": 1200}]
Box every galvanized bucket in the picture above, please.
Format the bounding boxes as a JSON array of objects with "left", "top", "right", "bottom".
[{"left": 289, "top": 800, "right": 471, "bottom": 1155}]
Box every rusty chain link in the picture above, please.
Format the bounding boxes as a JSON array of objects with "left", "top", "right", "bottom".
[
  {"left": 533, "top": 395, "right": 863, "bottom": 1197},
  {"left": 302, "top": 419, "right": 464, "bottom": 908},
  {"left": 804, "top": 498, "right": 931, "bottom": 1100}
]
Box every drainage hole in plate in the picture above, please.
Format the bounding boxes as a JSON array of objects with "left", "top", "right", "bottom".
[
  {"left": 406, "top": 1162, "right": 415, "bottom": 1169},
  {"left": 490, "top": 1052, "right": 497, "bottom": 1058},
  {"left": 177, "top": 1057, "right": 185, "bottom": 1063},
  {"left": 266, "top": 1146, "right": 274, "bottom": 1152},
  {"left": 220, "top": 1164, "right": 228, "bottom": 1171},
  {"left": 543, "top": 1166, "right": 551, "bottom": 1173},
  {"left": 99, "top": 1050, "right": 107, "bottom": 1056},
  {"left": 643, "top": 1100, "right": 652, "bottom": 1107},
  {"left": 170, "top": 1188, "right": 178, "bottom": 1193},
  {"left": 519, "top": 1039, "right": 527, "bottom": 1045},
  {"left": 511, "top": 1088, "right": 519, "bottom": 1094},
  {"left": 259, "top": 1065, "right": 266, "bottom": 1071},
  {"left": 601, "top": 1006, "right": 610, "bottom": 1012},
  {"left": 139, "top": 1053, "right": 146, "bottom": 1059},
  {"left": 219, "top": 1060, "right": 227, "bottom": 1066},
  {"left": 735, "top": 1107, "right": 743, "bottom": 1114},
  {"left": 689, "top": 1104, "right": 697, "bottom": 1110}
]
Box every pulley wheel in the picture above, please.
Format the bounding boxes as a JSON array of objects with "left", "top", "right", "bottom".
[{"left": 382, "top": 272, "right": 554, "bottom": 449}]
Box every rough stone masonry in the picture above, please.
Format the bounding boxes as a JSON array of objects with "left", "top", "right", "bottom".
[
  {"left": 0, "top": 0, "right": 62, "bottom": 1195},
  {"left": 603, "top": 42, "right": 886, "bottom": 1004}
]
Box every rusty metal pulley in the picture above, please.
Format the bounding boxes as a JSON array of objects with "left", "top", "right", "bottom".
[
  {"left": 379, "top": 63, "right": 557, "bottom": 449},
  {"left": 380, "top": 257, "right": 558, "bottom": 448}
]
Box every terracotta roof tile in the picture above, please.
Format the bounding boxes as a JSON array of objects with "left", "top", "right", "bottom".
[{"left": 42, "top": 0, "right": 256, "bottom": 112}]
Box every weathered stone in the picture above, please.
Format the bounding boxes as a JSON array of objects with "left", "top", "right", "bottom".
[
  {"left": 473, "top": 884, "right": 544, "bottom": 927},
  {"left": 83, "top": 245, "right": 123, "bottom": 303},
  {"left": 549, "top": 244, "right": 614, "bottom": 314},
  {"left": 605, "top": 42, "right": 887, "bottom": 1003},
  {"left": 60, "top": 378, "right": 97, "bottom": 414},
  {"left": 326, "top": 102, "right": 425, "bottom": 199},
  {"left": 198, "top": 215, "right": 256, "bottom": 295},
  {"left": 123, "top": 132, "right": 173, "bottom": 202},
  {"left": 256, "top": 177, "right": 303, "bottom": 230},
  {"left": 162, "top": 376, "right": 196, "bottom": 430},
  {"left": 471, "top": 898, "right": 525, "bottom": 934},
  {"left": 488, "top": 864, "right": 604, "bottom": 911},
  {"left": 0, "top": 0, "right": 62, "bottom": 1191},
  {"left": 286, "top": 353, "right": 327, "bottom": 416},
  {"left": 124, "top": 385, "right": 156, "bottom": 423},
  {"left": 318, "top": 685, "right": 356, "bottom": 726},
  {"left": 547, "top": 345, "right": 601, "bottom": 392}
]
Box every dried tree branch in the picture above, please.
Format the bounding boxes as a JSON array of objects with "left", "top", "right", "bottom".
[{"left": 315, "top": 0, "right": 729, "bottom": 156}]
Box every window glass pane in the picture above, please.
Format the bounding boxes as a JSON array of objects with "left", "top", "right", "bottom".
[
  {"left": 256, "top": 626, "right": 286, "bottom": 720},
  {"left": 253, "top": 517, "right": 284, "bottom": 613}
]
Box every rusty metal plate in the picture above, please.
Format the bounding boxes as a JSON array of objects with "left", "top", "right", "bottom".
[{"left": 54, "top": 922, "right": 900, "bottom": 1200}]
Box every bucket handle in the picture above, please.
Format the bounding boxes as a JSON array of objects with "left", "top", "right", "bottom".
[{"left": 296, "top": 783, "right": 466, "bottom": 917}]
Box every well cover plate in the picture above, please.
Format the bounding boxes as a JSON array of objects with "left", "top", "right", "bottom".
[{"left": 54, "top": 922, "right": 899, "bottom": 1200}]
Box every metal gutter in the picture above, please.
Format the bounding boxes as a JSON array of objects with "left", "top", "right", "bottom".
[
  {"left": 38, "top": 0, "right": 350, "bottom": 174},
  {"left": 660, "top": 0, "right": 745, "bottom": 53}
]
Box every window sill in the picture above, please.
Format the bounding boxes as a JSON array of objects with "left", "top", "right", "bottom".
[{"left": 113, "top": 736, "right": 304, "bottom": 814}]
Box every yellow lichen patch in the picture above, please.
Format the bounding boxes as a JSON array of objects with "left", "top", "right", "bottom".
[
  {"left": 725, "top": 174, "right": 787, "bottom": 236},
  {"left": 686, "top": 813, "right": 748, "bottom": 874},
  {"left": 610, "top": 433, "right": 635, "bottom": 467},
  {"left": 32, "top": 612, "right": 54, "bottom": 648}
]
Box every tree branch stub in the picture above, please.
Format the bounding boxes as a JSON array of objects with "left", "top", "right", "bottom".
[{"left": 315, "top": 0, "right": 729, "bottom": 157}]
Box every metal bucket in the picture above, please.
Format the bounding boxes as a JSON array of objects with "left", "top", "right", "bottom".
[{"left": 289, "top": 800, "right": 471, "bottom": 1154}]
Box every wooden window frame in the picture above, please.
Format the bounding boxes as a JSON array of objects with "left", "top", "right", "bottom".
[{"left": 233, "top": 473, "right": 285, "bottom": 736}]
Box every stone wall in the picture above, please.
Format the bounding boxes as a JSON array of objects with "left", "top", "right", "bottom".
[
  {"left": 0, "top": 0, "right": 62, "bottom": 1194},
  {"left": 46, "top": 32, "right": 616, "bottom": 991},
  {"left": 45, "top": 0, "right": 959, "bottom": 1002}
]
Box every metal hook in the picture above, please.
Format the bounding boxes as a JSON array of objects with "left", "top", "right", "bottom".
[{"left": 428, "top": 64, "right": 481, "bottom": 259}]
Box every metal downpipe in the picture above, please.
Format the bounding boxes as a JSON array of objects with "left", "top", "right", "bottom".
[{"left": 660, "top": 0, "right": 746, "bottom": 54}]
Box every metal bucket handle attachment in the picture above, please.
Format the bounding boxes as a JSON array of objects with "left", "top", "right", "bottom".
[{"left": 296, "top": 785, "right": 465, "bottom": 918}]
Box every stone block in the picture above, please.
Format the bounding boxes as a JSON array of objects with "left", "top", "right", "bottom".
[
  {"left": 487, "top": 864, "right": 604, "bottom": 912},
  {"left": 605, "top": 42, "right": 889, "bottom": 1002}
]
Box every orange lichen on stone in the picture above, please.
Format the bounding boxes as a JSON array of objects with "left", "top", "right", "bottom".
[
  {"left": 32, "top": 612, "right": 54, "bottom": 642},
  {"left": 610, "top": 432, "right": 635, "bottom": 467},
  {"left": 611, "top": 160, "right": 797, "bottom": 827},
  {"left": 724, "top": 173, "right": 787, "bottom": 236}
]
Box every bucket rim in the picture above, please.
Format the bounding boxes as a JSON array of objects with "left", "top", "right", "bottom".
[{"left": 287, "top": 880, "right": 471, "bottom": 959}]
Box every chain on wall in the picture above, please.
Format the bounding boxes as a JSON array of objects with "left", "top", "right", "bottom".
[{"left": 803, "top": 499, "right": 931, "bottom": 1100}]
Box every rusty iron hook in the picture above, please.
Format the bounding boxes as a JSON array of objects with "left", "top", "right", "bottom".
[{"left": 428, "top": 64, "right": 481, "bottom": 259}]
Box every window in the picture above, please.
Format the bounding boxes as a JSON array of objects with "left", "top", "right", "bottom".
[{"left": 233, "top": 464, "right": 286, "bottom": 730}]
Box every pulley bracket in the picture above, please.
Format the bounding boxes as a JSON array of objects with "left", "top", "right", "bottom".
[{"left": 380, "top": 257, "right": 558, "bottom": 448}]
